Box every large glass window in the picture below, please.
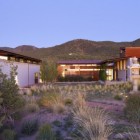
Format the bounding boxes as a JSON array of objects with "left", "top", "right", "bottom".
[{"left": 106, "top": 69, "right": 113, "bottom": 80}]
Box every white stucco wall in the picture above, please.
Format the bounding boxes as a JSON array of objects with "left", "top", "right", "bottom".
[{"left": 0, "top": 59, "right": 40, "bottom": 87}]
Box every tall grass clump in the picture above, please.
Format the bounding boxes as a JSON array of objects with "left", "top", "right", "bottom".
[
  {"left": 2, "top": 129, "right": 17, "bottom": 140},
  {"left": 86, "top": 82, "right": 132, "bottom": 100},
  {"left": 119, "top": 127, "right": 140, "bottom": 140},
  {"left": 72, "top": 95, "right": 113, "bottom": 140},
  {"left": 24, "top": 95, "right": 40, "bottom": 113},
  {"left": 21, "top": 118, "right": 38, "bottom": 135},
  {"left": 36, "top": 123, "right": 56, "bottom": 140},
  {"left": 124, "top": 93, "right": 140, "bottom": 123},
  {"left": 39, "top": 92, "right": 69, "bottom": 113}
]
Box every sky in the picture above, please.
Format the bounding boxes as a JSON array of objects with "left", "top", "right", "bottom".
[{"left": 0, "top": 0, "right": 140, "bottom": 48}]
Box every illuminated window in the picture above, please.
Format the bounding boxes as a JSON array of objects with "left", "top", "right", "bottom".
[{"left": 106, "top": 69, "right": 113, "bottom": 80}]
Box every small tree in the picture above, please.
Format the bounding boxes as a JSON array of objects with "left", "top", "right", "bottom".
[
  {"left": 40, "top": 59, "right": 58, "bottom": 83},
  {"left": 0, "top": 91, "right": 4, "bottom": 128},
  {"left": 40, "top": 61, "right": 47, "bottom": 84},
  {"left": 99, "top": 64, "right": 107, "bottom": 81},
  {"left": 0, "top": 64, "right": 24, "bottom": 123}
]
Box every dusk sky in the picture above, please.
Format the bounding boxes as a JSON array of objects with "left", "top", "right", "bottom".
[{"left": 0, "top": 0, "right": 140, "bottom": 48}]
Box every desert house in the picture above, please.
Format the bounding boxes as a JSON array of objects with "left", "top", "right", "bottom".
[
  {"left": 58, "top": 47, "right": 140, "bottom": 82},
  {"left": 0, "top": 49, "right": 41, "bottom": 87},
  {"left": 57, "top": 60, "right": 114, "bottom": 81}
]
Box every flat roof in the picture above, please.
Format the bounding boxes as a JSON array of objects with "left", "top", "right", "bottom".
[
  {"left": 0, "top": 49, "right": 41, "bottom": 62},
  {"left": 58, "top": 60, "right": 102, "bottom": 64}
]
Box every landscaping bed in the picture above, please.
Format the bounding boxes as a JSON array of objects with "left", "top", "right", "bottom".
[{"left": 1, "top": 82, "right": 140, "bottom": 140}]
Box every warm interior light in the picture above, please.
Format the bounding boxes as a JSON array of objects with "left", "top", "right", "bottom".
[
  {"left": 61, "top": 64, "right": 66, "bottom": 67},
  {"left": 0, "top": 56, "right": 8, "bottom": 60}
]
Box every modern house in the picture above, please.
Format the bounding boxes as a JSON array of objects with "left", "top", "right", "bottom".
[
  {"left": 57, "top": 47, "right": 140, "bottom": 82},
  {"left": 0, "top": 49, "right": 41, "bottom": 87},
  {"left": 57, "top": 60, "right": 114, "bottom": 81}
]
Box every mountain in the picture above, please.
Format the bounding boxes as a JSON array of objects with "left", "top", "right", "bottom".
[
  {"left": 15, "top": 45, "right": 38, "bottom": 52},
  {"left": 1, "top": 38, "right": 140, "bottom": 60}
]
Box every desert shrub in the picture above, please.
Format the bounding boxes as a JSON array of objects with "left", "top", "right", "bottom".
[
  {"left": 0, "top": 65, "right": 19, "bottom": 109},
  {"left": 39, "top": 92, "right": 66, "bottom": 113},
  {"left": 0, "top": 91, "right": 4, "bottom": 128},
  {"left": 36, "top": 123, "right": 56, "bottom": 140},
  {"left": 52, "top": 120, "right": 62, "bottom": 127},
  {"left": 119, "top": 127, "right": 140, "bottom": 140},
  {"left": 86, "top": 82, "right": 133, "bottom": 100},
  {"left": 99, "top": 64, "right": 107, "bottom": 81},
  {"left": 0, "top": 92, "right": 3, "bottom": 107},
  {"left": 72, "top": 96, "right": 113, "bottom": 140},
  {"left": 124, "top": 93, "right": 140, "bottom": 123},
  {"left": 0, "top": 65, "right": 25, "bottom": 122},
  {"left": 52, "top": 94, "right": 65, "bottom": 114},
  {"left": 55, "top": 130, "right": 64, "bottom": 140},
  {"left": 53, "top": 103, "right": 65, "bottom": 114},
  {"left": 64, "top": 116, "right": 73, "bottom": 129},
  {"left": 64, "top": 98, "right": 73, "bottom": 106},
  {"left": 11, "top": 111, "right": 22, "bottom": 121},
  {"left": 57, "top": 75, "right": 65, "bottom": 82},
  {"left": 114, "top": 94, "right": 123, "bottom": 100},
  {"left": 39, "top": 93, "right": 57, "bottom": 111},
  {"left": 25, "top": 103, "right": 39, "bottom": 113},
  {"left": 21, "top": 118, "right": 38, "bottom": 135},
  {"left": 40, "top": 59, "right": 58, "bottom": 83},
  {"left": 2, "top": 129, "right": 17, "bottom": 140}
]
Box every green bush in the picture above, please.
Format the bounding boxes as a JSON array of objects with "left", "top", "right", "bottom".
[
  {"left": 0, "top": 65, "right": 25, "bottom": 123},
  {"left": 2, "top": 129, "right": 17, "bottom": 140},
  {"left": 99, "top": 64, "right": 107, "bottom": 81},
  {"left": 0, "top": 91, "right": 4, "bottom": 128},
  {"left": 114, "top": 94, "right": 123, "bottom": 100},
  {"left": 64, "top": 98, "right": 73, "bottom": 106},
  {"left": 52, "top": 120, "right": 62, "bottom": 127},
  {"left": 21, "top": 118, "right": 38, "bottom": 135},
  {"left": 124, "top": 93, "right": 140, "bottom": 123},
  {"left": 11, "top": 111, "right": 22, "bottom": 121},
  {"left": 36, "top": 124, "right": 56, "bottom": 140}
]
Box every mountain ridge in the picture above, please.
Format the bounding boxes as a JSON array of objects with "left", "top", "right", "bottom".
[{"left": 1, "top": 38, "right": 140, "bottom": 60}]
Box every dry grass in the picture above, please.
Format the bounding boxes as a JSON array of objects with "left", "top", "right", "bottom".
[
  {"left": 24, "top": 95, "right": 40, "bottom": 113},
  {"left": 72, "top": 95, "right": 113, "bottom": 140},
  {"left": 119, "top": 127, "right": 140, "bottom": 140}
]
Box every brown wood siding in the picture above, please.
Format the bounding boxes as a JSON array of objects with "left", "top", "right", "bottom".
[
  {"left": 93, "top": 71, "right": 99, "bottom": 81},
  {"left": 125, "top": 47, "right": 140, "bottom": 58}
]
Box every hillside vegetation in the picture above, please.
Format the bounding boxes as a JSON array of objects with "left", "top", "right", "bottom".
[{"left": 1, "top": 38, "right": 140, "bottom": 60}]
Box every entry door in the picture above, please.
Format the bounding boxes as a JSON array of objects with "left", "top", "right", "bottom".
[{"left": 35, "top": 72, "right": 38, "bottom": 84}]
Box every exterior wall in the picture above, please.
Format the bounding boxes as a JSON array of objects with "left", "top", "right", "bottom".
[
  {"left": 117, "top": 70, "right": 126, "bottom": 81},
  {"left": 0, "top": 59, "right": 40, "bottom": 87},
  {"left": 116, "top": 59, "right": 127, "bottom": 81},
  {"left": 58, "top": 64, "right": 100, "bottom": 80}
]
